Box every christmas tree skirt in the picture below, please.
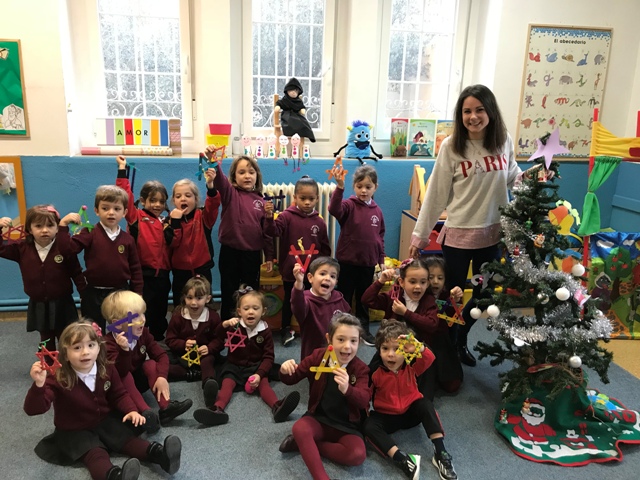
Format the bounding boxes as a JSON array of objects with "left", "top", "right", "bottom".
[{"left": 496, "top": 383, "right": 640, "bottom": 466}]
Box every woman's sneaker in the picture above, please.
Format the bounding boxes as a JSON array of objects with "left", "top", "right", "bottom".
[
  {"left": 396, "top": 453, "right": 420, "bottom": 479},
  {"left": 432, "top": 450, "right": 457, "bottom": 480}
]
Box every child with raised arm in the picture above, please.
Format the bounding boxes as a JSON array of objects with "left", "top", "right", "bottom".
[
  {"left": 59, "top": 185, "right": 143, "bottom": 330},
  {"left": 193, "top": 286, "right": 300, "bottom": 426},
  {"left": 115, "top": 155, "right": 174, "bottom": 340},
  {"left": 291, "top": 256, "right": 351, "bottom": 360},
  {"left": 211, "top": 152, "right": 274, "bottom": 319},
  {"left": 1, "top": 206, "right": 86, "bottom": 350},
  {"left": 165, "top": 276, "right": 222, "bottom": 420},
  {"left": 278, "top": 313, "right": 370, "bottom": 480},
  {"left": 329, "top": 164, "right": 385, "bottom": 345},
  {"left": 102, "top": 290, "right": 192, "bottom": 433},
  {"left": 264, "top": 175, "right": 331, "bottom": 346},
  {"left": 364, "top": 319, "right": 458, "bottom": 480},
  {"left": 169, "top": 170, "right": 221, "bottom": 306},
  {"left": 24, "top": 321, "right": 182, "bottom": 480},
  {"left": 361, "top": 258, "right": 463, "bottom": 399}
]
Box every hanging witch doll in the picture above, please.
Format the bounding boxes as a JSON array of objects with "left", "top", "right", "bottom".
[{"left": 275, "top": 77, "right": 316, "bottom": 143}]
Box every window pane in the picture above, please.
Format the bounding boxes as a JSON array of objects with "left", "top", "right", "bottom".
[
  {"left": 98, "top": 0, "right": 183, "bottom": 120},
  {"left": 251, "top": 0, "right": 326, "bottom": 129}
]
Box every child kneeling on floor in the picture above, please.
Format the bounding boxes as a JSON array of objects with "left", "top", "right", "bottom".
[{"left": 364, "top": 319, "right": 457, "bottom": 480}]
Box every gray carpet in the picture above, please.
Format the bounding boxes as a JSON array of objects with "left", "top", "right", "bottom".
[{"left": 1, "top": 318, "right": 639, "bottom": 479}]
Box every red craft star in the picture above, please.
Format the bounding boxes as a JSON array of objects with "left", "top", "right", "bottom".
[
  {"left": 289, "top": 242, "right": 320, "bottom": 273},
  {"left": 1, "top": 223, "right": 26, "bottom": 244},
  {"left": 225, "top": 328, "right": 247, "bottom": 352},
  {"left": 35, "top": 345, "right": 62, "bottom": 375}
]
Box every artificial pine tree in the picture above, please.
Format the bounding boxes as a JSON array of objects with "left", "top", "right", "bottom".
[{"left": 469, "top": 135, "right": 640, "bottom": 465}]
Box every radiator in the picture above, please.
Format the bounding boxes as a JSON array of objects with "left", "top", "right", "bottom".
[{"left": 263, "top": 182, "right": 338, "bottom": 259}]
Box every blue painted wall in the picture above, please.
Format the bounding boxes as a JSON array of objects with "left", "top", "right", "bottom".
[{"left": 0, "top": 156, "right": 606, "bottom": 306}]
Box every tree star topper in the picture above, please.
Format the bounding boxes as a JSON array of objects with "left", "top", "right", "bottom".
[
  {"left": 35, "top": 341, "right": 62, "bottom": 375},
  {"left": 396, "top": 333, "right": 423, "bottom": 364},
  {"left": 105, "top": 311, "right": 142, "bottom": 343},
  {"left": 527, "top": 128, "right": 570, "bottom": 169},
  {"left": 309, "top": 345, "right": 341, "bottom": 380},
  {"left": 181, "top": 344, "right": 201, "bottom": 366},
  {"left": 225, "top": 327, "right": 247, "bottom": 352}
]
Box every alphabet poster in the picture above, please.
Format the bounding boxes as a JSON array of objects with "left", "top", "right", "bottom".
[
  {"left": 0, "top": 40, "right": 29, "bottom": 137},
  {"left": 516, "top": 26, "right": 612, "bottom": 158}
]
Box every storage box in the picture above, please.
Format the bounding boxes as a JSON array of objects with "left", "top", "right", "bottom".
[{"left": 205, "top": 124, "right": 232, "bottom": 149}]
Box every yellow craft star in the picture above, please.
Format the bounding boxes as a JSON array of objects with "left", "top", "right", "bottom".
[{"left": 181, "top": 344, "right": 201, "bottom": 367}]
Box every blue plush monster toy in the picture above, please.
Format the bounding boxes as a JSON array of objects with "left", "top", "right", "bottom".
[{"left": 333, "top": 120, "right": 383, "bottom": 164}]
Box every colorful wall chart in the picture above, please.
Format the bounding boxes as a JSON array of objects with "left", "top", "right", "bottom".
[
  {"left": 516, "top": 26, "right": 612, "bottom": 158},
  {"left": 0, "top": 40, "right": 29, "bottom": 137}
]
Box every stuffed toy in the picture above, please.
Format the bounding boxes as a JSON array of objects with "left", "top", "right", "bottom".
[
  {"left": 333, "top": 120, "right": 383, "bottom": 164},
  {"left": 275, "top": 77, "right": 316, "bottom": 142}
]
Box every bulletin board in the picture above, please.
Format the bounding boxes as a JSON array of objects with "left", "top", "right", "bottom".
[
  {"left": 515, "top": 25, "right": 612, "bottom": 159},
  {"left": 0, "top": 157, "right": 27, "bottom": 227},
  {"left": 0, "top": 39, "right": 30, "bottom": 137}
]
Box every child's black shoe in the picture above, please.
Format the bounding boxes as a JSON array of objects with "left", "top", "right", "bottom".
[
  {"left": 279, "top": 434, "right": 299, "bottom": 453},
  {"left": 193, "top": 405, "right": 229, "bottom": 426},
  {"left": 202, "top": 378, "right": 219, "bottom": 408},
  {"left": 185, "top": 369, "right": 201, "bottom": 382},
  {"left": 272, "top": 391, "right": 300, "bottom": 422},
  {"left": 107, "top": 458, "right": 140, "bottom": 480},
  {"left": 147, "top": 435, "right": 181, "bottom": 474},
  {"left": 159, "top": 399, "right": 193, "bottom": 426},
  {"left": 141, "top": 409, "right": 160, "bottom": 434},
  {"left": 432, "top": 450, "right": 457, "bottom": 480}
]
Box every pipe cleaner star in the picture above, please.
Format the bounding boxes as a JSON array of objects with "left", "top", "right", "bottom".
[{"left": 181, "top": 344, "right": 201, "bottom": 366}]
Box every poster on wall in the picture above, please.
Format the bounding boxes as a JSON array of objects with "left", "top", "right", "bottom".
[
  {"left": 0, "top": 157, "right": 27, "bottom": 238},
  {"left": 515, "top": 25, "right": 612, "bottom": 158},
  {"left": 0, "top": 40, "right": 29, "bottom": 137}
]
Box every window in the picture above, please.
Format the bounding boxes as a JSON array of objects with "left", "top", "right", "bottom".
[
  {"left": 375, "top": 0, "right": 467, "bottom": 138},
  {"left": 242, "top": 0, "right": 335, "bottom": 139},
  {"left": 97, "top": 0, "right": 186, "bottom": 120}
]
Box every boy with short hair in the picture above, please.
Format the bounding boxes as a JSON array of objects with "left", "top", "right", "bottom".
[
  {"left": 102, "top": 290, "right": 193, "bottom": 432},
  {"left": 363, "top": 319, "right": 458, "bottom": 480},
  {"left": 291, "top": 256, "right": 351, "bottom": 359},
  {"left": 59, "top": 185, "right": 143, "bottom": 330}
]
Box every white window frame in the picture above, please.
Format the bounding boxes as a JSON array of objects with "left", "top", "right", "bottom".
[
  {"left": 240, "top": 0, "right": 336, "bottom": 141},
  {"left": 373, "top": 0, "right": 470, "bottom": 140},
  {"left": 65, "top": 0, "right": 194, "bottom": 153}
]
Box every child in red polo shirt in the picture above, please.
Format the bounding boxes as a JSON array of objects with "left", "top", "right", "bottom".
[{"left": 24, "top": 321, "right": 182, "bottom": 479}]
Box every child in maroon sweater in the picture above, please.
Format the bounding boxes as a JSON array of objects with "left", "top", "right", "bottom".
[
  {"left": 329, "top": 164, "right": 386, "bottom": 345},
  {"left": 1, "top": 205, "right": 86, "bottom": 350},
  {"left": 116, "top": 155, "right": 174, "bottom": 340},
  {"left": 102, "top": 290, "right": 192, "bottom": 433},
  {"left": 193, "top": 286, "right": 300, "bottom": 426},
  {"left": 364, "top": 319, "right": 458, "bottom": 480},
  {"left": 165, "top": 276, "right": 222, "bottom": 421},
  {"left": 292, "top": 256, "right": 351, "bottom": 360},
  {"left": 211, "top": 153, "right": 274, "bottom": 319},
  {"left": 24, "top": 321, "right": 181, "bottom": 479},
  {"left": 361, "top": 258, "right": 463, "bottom": 401},
  {"left": 264, "top": 175, "right": 331, "bottom": 346},
  {"left": 279, "top": 313, "right": 370, "bottom": 480},
  {"left": 169, "top": 172, "right": 221, "bottom": 307},
  {"left": 59, "top": 185, "right": 143, "bottom": 331}
]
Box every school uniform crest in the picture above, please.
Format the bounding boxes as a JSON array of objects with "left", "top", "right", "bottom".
[
  {"left": 310, "top": 225, "right": 319, "bottom": 236},
  {"left": 118, "top": 245, "right": 125, "bottom": 253},
  {"left": 371, "top": 215, "right": 380, "bottom": 227},
  {"left": 140, "top": 345, "right": 146, "bottom": 354},
  {"left": 350, "top": 374, "right": 357, "bottom": 385},
  {"left": 104, "top": 380, "right": 111, "bottom": 391},
  {"left": 253, "top": 199, "right": 264, "bottom": 211},
  {"left": 256, "top": 335, "right": 264, "bottom": 344},
  {"left": 54, "top": 255, "right": 64, "bottom": 263}
]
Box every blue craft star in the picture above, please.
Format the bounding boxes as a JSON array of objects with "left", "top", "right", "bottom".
[{"left": 527, "top": 128, "right": 570, "bottom": 169}]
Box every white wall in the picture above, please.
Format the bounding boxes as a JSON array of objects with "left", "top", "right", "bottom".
[{"left": 2, "top": 0, "right": 640, "bottom": 156}]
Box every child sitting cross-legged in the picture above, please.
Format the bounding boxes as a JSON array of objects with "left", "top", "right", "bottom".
[
  {"left": 102, "top": 290, "right": 193, "bottom": 433},
  {"left": 363, "top": 319, "right": 458, "bottom": 480}
]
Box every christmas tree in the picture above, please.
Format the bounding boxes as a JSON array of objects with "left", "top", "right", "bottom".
[
  {"left": 475, "top": 155, "right": 613, "bottom": 402},
  {"left": 472, "top": 132, "right": 640, "bottom": 466}
]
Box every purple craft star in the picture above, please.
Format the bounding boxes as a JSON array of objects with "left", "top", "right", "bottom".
[{"left": 527, "top": 128, "right": 570, "bottom": 169}]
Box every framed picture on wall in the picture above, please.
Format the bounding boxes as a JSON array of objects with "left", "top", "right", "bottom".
[
  {"left": 0, "top": 157, "right": 27, "bottom": 237},
  {"left": 0, "top": 39, "right": 30, "bottom": 137},
  {"left": 515, "top": 25, "right": 612, "bottom": 159}
]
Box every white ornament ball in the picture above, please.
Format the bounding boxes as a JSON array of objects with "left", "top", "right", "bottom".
[
  {"left": 568, "top": 355, "right": 582, "bottom": 369},
  {"left": 470, "top": 307, "right": 482, "bottom": 319},
  {"left": 513, "top": 337, "right": 525, "bottom": 347},
  {"left": 571, "top": 264, "right": 586, "bottom": 277},
  {"left": 487, "top": 304, "right": 501, "bottom": 318},
  {"left": 556, "top": 287, "right": 571, "bottom": 301}
]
